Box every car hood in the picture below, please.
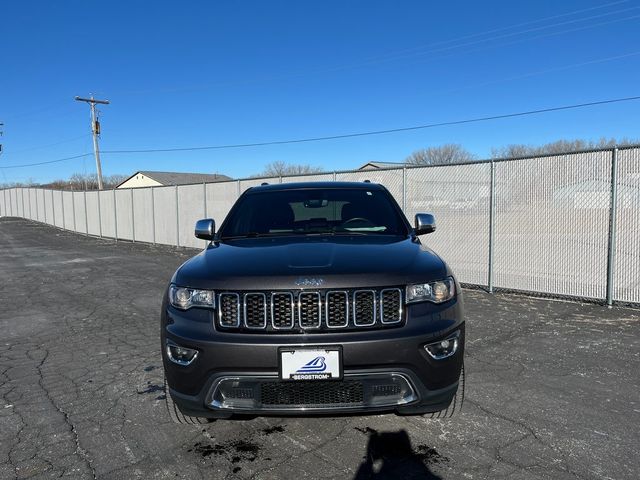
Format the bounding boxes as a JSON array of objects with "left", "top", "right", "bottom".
[{"left": 173, "top": 235, "right": 449, "bottom": 290}]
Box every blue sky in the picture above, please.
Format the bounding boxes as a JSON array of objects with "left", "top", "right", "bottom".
[{"left": 1, "top": 0, "right": 639, "bottom": 184}]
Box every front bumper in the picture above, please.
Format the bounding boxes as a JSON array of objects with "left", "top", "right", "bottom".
[{"left": 161, "top": 295, "right": 464, "bottom": 417}]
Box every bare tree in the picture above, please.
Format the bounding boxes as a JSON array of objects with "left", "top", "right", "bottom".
[
  {"left": 490, "top": 137, "right": 639, "bottom": 159},
  {"left": 38, "top": 172, "right": 128, "bottom": 190},
  {"left": 405, "top": 144, "right": 476, "bottom": 166},
  {"left": 260, "top": 161, "right": 323, "bottom": 177}
]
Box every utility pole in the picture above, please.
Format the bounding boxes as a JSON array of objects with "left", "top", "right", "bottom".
[
  {"left": 75, "top": 96, "right": 109, "bottom": 190},
  {"left": 0, "top": 122, "right": 4, "bottom": 155}
]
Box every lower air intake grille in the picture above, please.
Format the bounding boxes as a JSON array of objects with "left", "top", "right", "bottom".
[{"left": 260, "top": 380, "right": 364, "bottom": 407}]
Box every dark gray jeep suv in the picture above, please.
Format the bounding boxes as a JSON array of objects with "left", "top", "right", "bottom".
[{"left": 161, "top": 182, "right": 464, "bottom": 423}]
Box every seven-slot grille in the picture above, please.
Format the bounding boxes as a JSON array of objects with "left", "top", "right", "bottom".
[{"left": 216, "top": 288, "right": 403, "bottom": 333}]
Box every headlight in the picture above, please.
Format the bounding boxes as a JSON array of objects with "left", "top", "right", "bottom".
[
  {"left": 168, "top": 285, "right": 215, "bottom": 310},
  {"left": 406, "top": 277, "right": 456, "bottom": 304}
]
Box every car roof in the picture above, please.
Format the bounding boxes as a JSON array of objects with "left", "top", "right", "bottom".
[{"left": 247, "top": 181, "right": 385, "bottom": 192}]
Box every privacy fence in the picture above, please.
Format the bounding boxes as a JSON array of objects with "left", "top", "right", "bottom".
[{"left": 2, "top": 145, "right": 640, "bottom": 305}]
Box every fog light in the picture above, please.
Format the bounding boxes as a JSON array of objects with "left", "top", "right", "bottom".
[
  {"left": 166, "top": 341, "right": 198, "bottom": 366},
  {"left": 367, "top": 376, "right": 415, "bottom": 406},
  {"left": 424, "top": 331, "right": 460, "bottom": 360},
  {"left": 211, "top": 378, "right": 258, "bottom": 409}
]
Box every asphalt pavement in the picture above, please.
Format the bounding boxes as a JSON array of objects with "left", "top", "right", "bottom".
[{"left": 0, "top": 217, "right": 638, "bottom": 480}]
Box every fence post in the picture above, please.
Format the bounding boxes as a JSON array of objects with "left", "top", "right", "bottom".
[
  {"left": 61, "top": 191, "right": 66, "bottom": 230},
  {"left": 333, "top": 171, "right": 337, "bottom": 182},
  {"left": 402, "top": 167, "right": 407, "bottom": 212},
  {"left": 606, "top": 147, "right": 619, "bottom": 306},
  {"left": 151, "top": 187, "right": 156, "bottom": 245},
  {"left": 488, "top": 160, "right": 496, "bottom": 293},
  {"left": 28, "top": 188, "right": 32, "bottom": 219},
  {"left": 51, "top": 190, "right": 55, "bottom": 226},
  {"left": 97, "top": 191, "right": 103, "bottom": 237},
  {"left": 84, "top": 191, "right": 89, "bottom": 235},
  {"left": 203, "top": 182, "right": 207, "bottom": 218},
  {"left": 72, "top": 191, "right": 77, "bottom": 232},
  {"left": 175, "top": 185, "right": 180, "bottom": 247},
  {"left": 131, "top": 187, "right": 135, "bottom": 242},
  {"left": 113, "top": 189, "right": 119, "bottom": 241}
]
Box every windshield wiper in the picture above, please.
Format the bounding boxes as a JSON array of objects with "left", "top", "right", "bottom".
[{"left": 220, "top": 232, "right": 282, "bottom": 240}]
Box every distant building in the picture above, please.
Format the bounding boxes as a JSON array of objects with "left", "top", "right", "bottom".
[
  {"left": 116, "top": 171, "right": 232, "bottom": 189},
  {"left": 358, "top": 161, "right": 404, "bottom": 171}
]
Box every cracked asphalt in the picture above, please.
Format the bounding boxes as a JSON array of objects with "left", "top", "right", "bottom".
[{"left": 1, "top": 217, "right": 639, "bottom": 480}]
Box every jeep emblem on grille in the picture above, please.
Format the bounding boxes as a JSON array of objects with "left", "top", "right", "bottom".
[{"left": 295, "top": 277, "right": 325, "bottom": 287}]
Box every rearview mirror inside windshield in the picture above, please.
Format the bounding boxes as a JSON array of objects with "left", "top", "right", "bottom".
[{"left": 303, "top": 199, "right": 329, "bottom": 208}]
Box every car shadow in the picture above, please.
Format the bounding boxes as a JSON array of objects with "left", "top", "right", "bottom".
[{"left": 353, "top": 429, "right": 445, "bottom": 480}]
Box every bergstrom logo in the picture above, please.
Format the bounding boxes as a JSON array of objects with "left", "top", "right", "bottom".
[
  {"left": 291, "top": 356, "right": 331, "bottom": 380},
  {"left": 294, "top": 277, "right": 325, "bottom": 287},
  {"left": 296, "top": 356, "right": 327, "bottom": 373}
]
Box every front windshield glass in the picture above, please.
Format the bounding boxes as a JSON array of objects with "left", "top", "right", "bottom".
[{"left": 220, "top": 188, "right": 408, "bottom": 238}]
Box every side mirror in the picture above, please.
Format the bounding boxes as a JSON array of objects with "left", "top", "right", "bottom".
[
  {"left": 414, "top": 213, "right": 436, "bottom": 235},
  {"left": 195, "top": 218, "right": 215, "bottom": 240}
]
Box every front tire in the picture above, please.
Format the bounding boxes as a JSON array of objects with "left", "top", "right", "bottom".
[
  {"left": 164, "top": 377, "right": 211, "bottom": 425},
  {"left": 426, "top": 363, "right": 465, "bottom": 419}
]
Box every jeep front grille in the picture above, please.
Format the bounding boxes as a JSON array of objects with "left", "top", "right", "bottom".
[{"left": 215, "top": 288, "right": 403, "bottom": 333}]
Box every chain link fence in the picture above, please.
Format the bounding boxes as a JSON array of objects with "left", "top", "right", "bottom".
[{"left": 2, "top": 145, "right": 639, "bottom": 305}]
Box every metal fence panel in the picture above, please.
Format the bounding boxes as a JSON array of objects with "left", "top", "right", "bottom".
[
  {"left": 73, "top": 192, "right": 87, "bottom": 234},
  {"left": 153, "top": 186, "right": 178, "bottom": 246},
  {"left": 114, "top": 189, "right": 133, "bottom": 240},
  {"left": 44, "top": 190, "right": 54, "bottom": 225},
  {"left": 405, "top": 163, "right": 492, "bottom": 286},
  {"left": 85, "top": 191, "right": 101, "bottom": 236},
  {"left": 61, "top": 191, "right": 73, "bottom": 230},
  {"left": 18, "top": 189, "right": 24, "bottom": 217},
  {"left": 493, "top": 151, "right": 611, "bottom": 299},
  {"left": 12, "top": 189, "right": 18, "bottom": 217},
  {"left": 25, "top": 189, "right": 31, "bottom": 219},
  {"left": 613, "top": 148, "right": 640, "bottom": 303},
  {"left": 53, "top": 190, "right": 64, "bottom": 227},
  {"left": 336, "top": 169, "right": 405, "bottom": 209},
  {"left": 206, "top": 181, "right": 237, "bottom": 229},
  {"left": 178, "top": 184, "right": 205, "bottom": 248},
  {"left": 99, "top": 190, "right": 116, "bottom": 238},
  {"left": 15, "top": 189, "right": 24, "bottom": 218},
  {"left": 27, "top": 189, "right": 35, "bottom": 219},
  {"left": 35, "top": 189, "right": 44, "bottom": 221},
  {"left": 132, "top": 188, "right": 154, "bottom": 243}
]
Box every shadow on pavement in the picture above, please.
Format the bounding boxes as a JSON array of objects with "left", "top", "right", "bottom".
[{"left": 353, "top": 429, "right": 445, "bottom": 479}]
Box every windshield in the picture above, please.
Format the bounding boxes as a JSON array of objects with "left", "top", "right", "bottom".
[{"left": 220, "top": 188, "right": 408, "bottom": 238}]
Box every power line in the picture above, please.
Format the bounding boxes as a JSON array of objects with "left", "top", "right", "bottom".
[
  {"left": 117, "top": 1, "right": 634, "bottom": 97},
  {"left": 376, "top": 5, "right": 640, "bottom": 61},
  {"left": 101, "top": 95, "right": 640, "bottom": 154},
  {"left": 0, "top": 153, "right": 92, "bottom": 169},
  {"left": 2, "top": 94, "right": 639, "bottom": 169},
  {"left": 367, "top": 1, "right": 630, "bottom": 57},
  {"left": 2, "top": 134, "right": 91, "bottom": 155}
]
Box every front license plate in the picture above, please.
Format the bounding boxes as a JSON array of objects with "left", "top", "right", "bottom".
[{"left": 279, "top": 347, "right": 342, "bottom": 381}]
